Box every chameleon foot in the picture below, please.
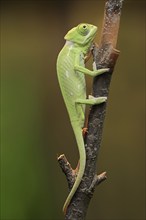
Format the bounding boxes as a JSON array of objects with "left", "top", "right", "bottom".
[
  {"left": 82, "top": 127, "right": 88, "bottom": 136},
  {"left": 89, "top": 95, "right": 107, "bottom": 104}
]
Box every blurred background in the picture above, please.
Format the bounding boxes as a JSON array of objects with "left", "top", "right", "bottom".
[{"left": 1, "top": 0, "right": 145, "bottom": 220}]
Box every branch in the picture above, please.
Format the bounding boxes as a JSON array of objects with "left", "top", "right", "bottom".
[
  {"left": 58, "top": 154, "right": 76, "bottom": 190},
  {"left": 57, "top": 0, "right": 124, "bottom": 219}
]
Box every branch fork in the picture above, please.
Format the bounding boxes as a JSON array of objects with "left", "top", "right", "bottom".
[{"left": 57, "top": 154, "right": 107, "bottom": 195}]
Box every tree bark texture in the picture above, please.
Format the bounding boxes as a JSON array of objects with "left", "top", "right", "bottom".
[{"left": 58, "top": 0, "right": 124, "bottom": 219}]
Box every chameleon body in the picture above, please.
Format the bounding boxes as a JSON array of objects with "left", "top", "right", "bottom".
[{"left": 56, "top": 23, "right": 109, "bottom": 213}]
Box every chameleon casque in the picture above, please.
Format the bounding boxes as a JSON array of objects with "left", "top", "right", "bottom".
[{"left": 56, "top": 23, "right": 109, "bottom": 213}]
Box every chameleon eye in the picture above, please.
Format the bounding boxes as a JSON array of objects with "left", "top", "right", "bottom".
[{"left": 77, "top": 24, "right": 89, "bottom": 35}]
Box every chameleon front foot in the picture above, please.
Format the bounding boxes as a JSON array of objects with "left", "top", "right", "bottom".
[{"left": 89, "top": 95, "right": 107, "bottom": 104}]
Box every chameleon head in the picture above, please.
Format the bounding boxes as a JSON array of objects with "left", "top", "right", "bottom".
[{"left": 64, "top": 23, "right": 98, "bottom": 46}]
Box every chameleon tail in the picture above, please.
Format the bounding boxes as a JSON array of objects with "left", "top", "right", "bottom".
[{"left": 63, "top": 122, "right": 86, "bottom": 214}]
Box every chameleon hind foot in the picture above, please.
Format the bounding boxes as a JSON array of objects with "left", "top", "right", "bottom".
[
  {"left": 82, "top": 127, "right": 88, "bottom": 136},
  {"left": 76, "top": 96, "right": 107, "bottom": 105}
]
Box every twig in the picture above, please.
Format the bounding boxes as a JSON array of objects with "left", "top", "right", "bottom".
[
  {"left": 58, "top": 154, "right": 76, "bottom": 189},
  {"left": 57, "top": 0, "right": 124, "bottom": 219}
]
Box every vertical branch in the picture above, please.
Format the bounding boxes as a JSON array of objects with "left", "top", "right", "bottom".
[
  {"left": 57, "top": 0, "right": 124, "bottom": 219},
  {"left": 100, "top": 0, "right": 123, "bottom": 47},
  {"left": 86, "top": 0, "right": 124, "bottom": 162}
]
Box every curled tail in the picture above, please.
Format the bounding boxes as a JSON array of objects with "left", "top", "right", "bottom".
[{"left": 63, "top": 123, "right": 86, "bottom": 214}]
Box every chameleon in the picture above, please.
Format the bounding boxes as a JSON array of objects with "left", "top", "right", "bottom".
[{"left": 56, "top": 23, "right": 109, "bottom": 214}]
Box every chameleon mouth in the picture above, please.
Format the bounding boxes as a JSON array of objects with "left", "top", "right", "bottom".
[{"left": 85, "top": 27, "right": 97, "bottom": 43}]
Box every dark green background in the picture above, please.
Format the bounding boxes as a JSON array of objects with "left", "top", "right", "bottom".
[{"left": 1, "top": 0, "right": 145, "bottom": 220}]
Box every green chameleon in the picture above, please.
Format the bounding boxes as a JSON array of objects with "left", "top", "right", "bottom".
[{"left": 56, "top": 23, "right": 109, "bottom": 214}]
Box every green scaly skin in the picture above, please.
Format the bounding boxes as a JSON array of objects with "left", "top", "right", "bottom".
[{"left": 56, "top": 23, "right": 109, "bottom": 214}]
